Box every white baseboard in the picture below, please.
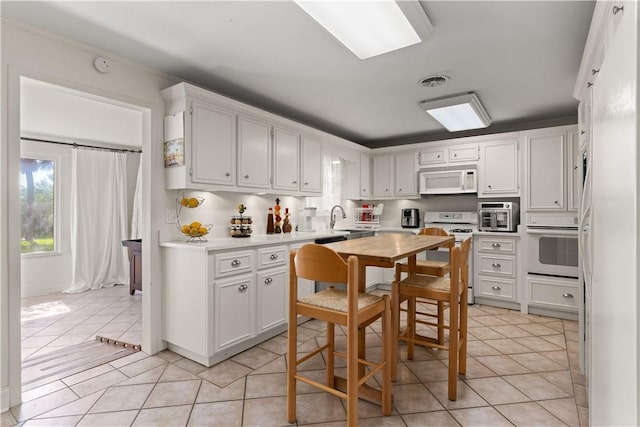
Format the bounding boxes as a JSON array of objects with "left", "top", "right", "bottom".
[{"left": 1, "top": 386, "right": 10, "bottom": 413}]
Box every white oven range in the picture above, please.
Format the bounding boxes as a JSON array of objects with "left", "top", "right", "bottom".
[{"left": 423, "top": 211, "right": 477, "bottom": 304}]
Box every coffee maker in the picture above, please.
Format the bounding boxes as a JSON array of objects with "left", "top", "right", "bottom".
[{"left": 401, "top": 208, "right": 420, "bottom": 228}]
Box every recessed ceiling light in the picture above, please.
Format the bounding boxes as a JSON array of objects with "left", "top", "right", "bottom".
[
  {"left": 418, "top": 75, "right": 449, "bottom": 88},
  {"left": 419, "top": 93, "right": 491, "bottom": 132},
  {"left": 294, "top": 1, "right": 433, "bottom": 60}
]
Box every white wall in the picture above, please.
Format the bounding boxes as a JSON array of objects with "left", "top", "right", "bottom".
[{"left": 1, "top": 20, "right": 177, "bottom": 410}]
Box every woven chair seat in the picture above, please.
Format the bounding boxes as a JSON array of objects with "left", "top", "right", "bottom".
[
  {"left": 299, "top": 287, "right": 382, "bottom": 312},
  {"left": 400, "top": 275, "right": 456, "bottom": 292}
]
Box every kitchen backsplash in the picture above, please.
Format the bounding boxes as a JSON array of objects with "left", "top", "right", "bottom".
[
  {"left": 346, "top": 195, "right": 520, "bottom": 228},
  {"left": 167, "top": 191, "right": 306, "bottom": 240}
]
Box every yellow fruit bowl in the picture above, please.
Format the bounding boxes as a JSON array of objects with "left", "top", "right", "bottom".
[
  {"left": 179, "top": 222, "right": 212, "bottom": 242},
  {"left": 179, "top": 196, "right": 205, "bottom": 209}
]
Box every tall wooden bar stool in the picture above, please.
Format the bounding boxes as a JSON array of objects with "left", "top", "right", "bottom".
[
  {"left": 391, "top": 237, "right": 471, "bottom": 400},
  {"left": 287, "top": 244, "right": 392, "bottom": 425},
  {"left": 394, "top": 227, "right": 454, "bottom": 349}
]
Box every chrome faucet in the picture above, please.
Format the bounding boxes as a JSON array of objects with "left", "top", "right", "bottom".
[{"left": 330, "top": 205, "right": 347, "bottom": 229}]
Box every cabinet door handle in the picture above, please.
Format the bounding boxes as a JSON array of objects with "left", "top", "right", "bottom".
[
  {"left": 362, "top": 189, "right": 367, "bottom": 193},
  {"left": 398, "top": 188, "right": 402, "bottom": 192},
  {"left": 238, "top": 284, "right": 248, "bottom": 292},
  {"left": 270, "top": 254, "right": 278, "bottom": 260},
  {"left": 488, "top": 184, "right": 492, "bottom": 189},
  {"left": 292, "top": 180, "right": 297, "bottom": 184},
  {"left": 264, "top": 277, "right": 273, "bottom": 284},
  {"left": 225, "top": 172, "right": 231, "bottom": 177},
  {"left": 454, "top": 153, "right": 457, "bottom": 158},
  {"left": 491, "top": 263, "right": 501, "bottom": 268},
  {"left": 613, "top": 5, "right": 624, "bottom": 14},
  {"left": 231, "top": 259, "right": 241, "bottom": 267},
  {"left": 562, "top": 293, "right": 574, "bottom": 298},
  {"left": 437, "top": 154, "right": 440, "bottom": 159},
  {"left": 580, "top": 130, "right": 586, "bottom": 135},
  {"left": 244, "top": 174, "right": 250, "bottom": 179},
  {"left": 591, "top": 68, "right": 600, "bottom": 75},
  {"left": 304, "top": 182, "right": 309, "bottom": 186},
  {"left": 491, "top": 243, "right": 501, "bottom": 248},
  {"left": 491, "top": 285, "right": 501, "bottom": 291},
  {"left": 554, "top": 200, "right": 559, "bottom": 205}
]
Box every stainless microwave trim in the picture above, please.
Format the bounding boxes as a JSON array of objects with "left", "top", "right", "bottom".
[
  {"left": 477, "top": 201, "right": 519, "bottom": 232},
  {"left": 419, "top": 168, "right": 477, "bottom": 194}
]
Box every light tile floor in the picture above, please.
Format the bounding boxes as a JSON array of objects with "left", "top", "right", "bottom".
[{"left": 3, "top": 286, "right": 589, "bottom": 426}]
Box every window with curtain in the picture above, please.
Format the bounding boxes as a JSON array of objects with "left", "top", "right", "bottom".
[
  {"left": 20, "top": 157, "right": 57, "bottom": 254},
  {"left": 306, "top": 153, "right": 344, "bottom": 221}
]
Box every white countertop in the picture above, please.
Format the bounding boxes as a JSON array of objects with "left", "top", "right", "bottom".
[{"left": 159, "top": 230, "right": 350, "bottom": 251}]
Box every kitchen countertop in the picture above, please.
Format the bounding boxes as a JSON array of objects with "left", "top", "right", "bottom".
[{"left": 159, "top": 230, "right": 350, "bottom": 251}]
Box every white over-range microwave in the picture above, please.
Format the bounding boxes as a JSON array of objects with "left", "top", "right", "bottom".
[{"left": 419, "top": 168, "right": 477, "bottom": 195}]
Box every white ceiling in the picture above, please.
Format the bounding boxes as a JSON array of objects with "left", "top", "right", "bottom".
[{"left": 2, "top": 1, "right": 595, "bottom": 148}]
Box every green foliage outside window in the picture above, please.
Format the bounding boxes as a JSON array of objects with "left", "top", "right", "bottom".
[{"left": 20, "top": 158, "right": 55, "bottom": 253}]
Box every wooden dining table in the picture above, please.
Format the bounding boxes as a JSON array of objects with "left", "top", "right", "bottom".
[
  {"left": 323, "top": 232, "right": 455, "bottom": 291},
  {"left": 322, "top": 232, "right": 455, "bottom": 404}
]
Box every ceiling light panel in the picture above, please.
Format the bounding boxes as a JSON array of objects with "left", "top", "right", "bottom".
[
  {"left": 419, "top": 93, "right": 492, "bottom": 132},
  {"left": 294, "top": 0, "right": 422, "bottom": 59}
]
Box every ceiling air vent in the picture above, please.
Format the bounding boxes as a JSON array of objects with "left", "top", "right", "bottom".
[{"left": 418, "top": 75, "right": 449, "bottom": 88}]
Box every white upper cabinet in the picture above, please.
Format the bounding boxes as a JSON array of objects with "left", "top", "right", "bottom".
[
  {"left": 372, "top": 152, "right": 417, "bottom": 198},
  {"left": 524, "top": 126, "right": 578, "bottom": 211},
  {"left": 372, "top": 154, "right": 393, "bottom": 198},
  {"left": 526, "top": 130, "right": 566, "bottom": 210},
  {"left": 419, "top": 147, "right": 448, "bottom": 165},
  {"left": 301, "top": 136, "right": 322, "bottom": 193},
  {"left": 237, "top": 115, "right": 271, "bottom": 189},
  {"left": 394, "top": 151, "right": 418, "bottom": 196},
  {"left": 449, "top": 145, "right": 479, "bottom": 163},
  {"left": 272, "top": 127, "right": 300, "bottom": 191},
  {"left": 162, "top": 82, "right": 325, "bottom": 195},
  {"left": 191, "top": 101, "right": 236, "bottom": 187},
  {"left": 360, "top": 152, "right": 371, "bottom": 198},
  {"left": 478, "top": 140, "right": 520, "bottom": 197}
]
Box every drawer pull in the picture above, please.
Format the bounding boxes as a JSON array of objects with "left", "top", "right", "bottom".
[
  {"left": 491, "top": 243, "right": 501, "bottom": 248},
  {"left": 491, "top": 263, "right": 501, "bottom": 268},
  {"left": 244, "top": 174, "right": 250, "bottom": 179},
  {"left": 292, "top": 180, "right": 297, "bottom": 184},
  {"left": 264, "top": 277, "right": 273, "bottom": 284},
  {"left": 238, "top": 284, "right": 248, "bottom": 292},
  {"left": 231, "top": 259, "right": 241, "bottom": 267},
  {"left": 491, "top": 285, "right": 501, "bottom": 291},
  {"left": 225, "top": 172, "right": 231, "bottom": 177},
  {"left": 270, "top": 254, "right": 279, "bottom": 260},
  {"left": 562, "top": 293, "right": 574, "bottom": 299}
]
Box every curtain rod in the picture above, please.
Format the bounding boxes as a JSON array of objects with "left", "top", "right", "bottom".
[{"left": 21, "top": 137, "right": 142, "bottom": 154}]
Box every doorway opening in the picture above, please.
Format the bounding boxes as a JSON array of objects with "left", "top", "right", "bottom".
[{"left": 19, "top": 77, "right": 146, "bottom": 387}]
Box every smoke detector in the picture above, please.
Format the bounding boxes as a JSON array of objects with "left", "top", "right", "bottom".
[{"left": 418, "top": 75, "right": 449, "bottom": 88}]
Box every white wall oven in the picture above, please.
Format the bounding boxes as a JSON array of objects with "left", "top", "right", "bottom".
[{"left": 527, "top": 228, "right": 579, "bottom": 279}]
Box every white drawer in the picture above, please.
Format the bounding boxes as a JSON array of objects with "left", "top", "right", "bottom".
[
  {"left": 528, "top": 276, "right": 579, "bottom": 312},
  {"left": 477, "top": 238, "right": 516, "bottom": 254},
  {"left": 478, "top": 255, "right": 515, "bottom": 277},
  {"left": 477, "top": 276, "right": 516, "bottom": 301},
  {"left": 214, "top": 250, "right": 253, "bottom": 278},
  {"left": 257, "top": 246, "right": 287, "bottom": 269},
  {"left": 419, "top": 148, "right": 447, "bottom": 165}
]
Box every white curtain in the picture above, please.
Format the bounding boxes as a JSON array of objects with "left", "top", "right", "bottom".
[
  {"left": 130, "top": 158, "right": 143, "bottom": 239},
  {"left": 66, "top": 149, "right": 129, "bottom": 293}
]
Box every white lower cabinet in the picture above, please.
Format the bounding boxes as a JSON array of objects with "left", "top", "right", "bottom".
[
  {"left": 257, "top": 268, "right": 287, "bottom": 332},
  {"left": 474, "top": 234, "right": 520, "bottom": 308},
  {"left": 215, "top": 274, "right": 254, "bottom": 351},
  {"left": 527, "top": 275, "right": 579, "bottom": 319},
  {"left": 162, "top": 242, "right": 306, "bottom": 367}
]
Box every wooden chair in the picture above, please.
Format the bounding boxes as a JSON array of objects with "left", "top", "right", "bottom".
[
  {"left": 287, "top": 244, "right": 392, "bottom": 425},
  {"left": 394, "top": 227, "right": 454, "bottom": 346},
  {"left": 391, "top": 237, "right": 471, "bottom": 400}
]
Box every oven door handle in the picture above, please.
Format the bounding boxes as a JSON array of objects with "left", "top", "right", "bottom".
[{"left": 526, "top": 228, "right": 578, "bottom": 236}]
